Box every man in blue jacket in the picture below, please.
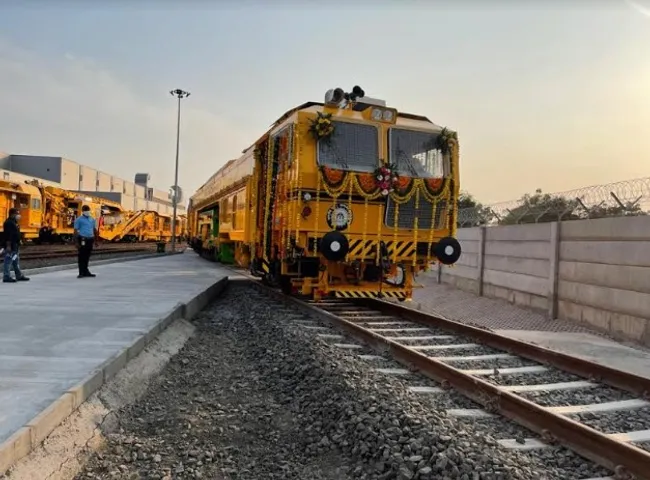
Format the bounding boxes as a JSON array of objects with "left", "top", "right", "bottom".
[
  {"left": 3, "top": 208, "right": 30, "bottom": 283},
  {"left": 74, "top": 205, "right": 99, "bottom": 278}
]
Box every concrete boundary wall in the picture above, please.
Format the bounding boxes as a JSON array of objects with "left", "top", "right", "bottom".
[{"left": 438, "top": 216, "right": 650, "bottom": 345}]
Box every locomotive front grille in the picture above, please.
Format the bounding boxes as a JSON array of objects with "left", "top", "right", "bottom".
[{"left": 385, "top": 196, "right": 448, "bottom": 230}]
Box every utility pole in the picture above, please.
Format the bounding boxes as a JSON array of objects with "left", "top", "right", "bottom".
[{"left": 169, "top": 88, "right": 190, "bottom": 253}]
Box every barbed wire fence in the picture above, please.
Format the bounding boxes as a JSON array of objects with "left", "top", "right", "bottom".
[{"left": 457, "top": 176, "right": 650, "bottom": 228}]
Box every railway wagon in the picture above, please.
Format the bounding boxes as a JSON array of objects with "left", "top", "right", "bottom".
[
  {"left": 188, "top": 86, "right": 462, "bottom": 301},
  {"left": 1, "top": 179, "right": 185, "bottom": 244},
  {"left": 0, "top": 179, "right": 43, "bottom": 240},
  {"left": 39, "top": 185, "right": 123, "bottom": 243},
  {"left": 1, "top": 180, "right": 121, "bottom": 242}
]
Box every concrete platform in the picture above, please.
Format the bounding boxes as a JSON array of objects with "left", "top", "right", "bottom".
[
  {"left": 0, "top": 252, "right": 229, "bottom": 472},
  {"left": 496, "top": 329, "right": 650, "bottom": 380},
  {"left": 411, "top": 278, "right": 650, "bottom": 381}
]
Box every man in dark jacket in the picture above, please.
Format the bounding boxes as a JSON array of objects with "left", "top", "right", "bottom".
[{"left": 3, "top": 208, "right": 30, "bottom": 283}]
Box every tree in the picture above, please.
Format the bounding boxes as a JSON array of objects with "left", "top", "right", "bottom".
[
  {"left": 498, "top": 188, "right": 649, "bottom": 224},
  {"left": 585, "top": 201, "right": 647, "bottom": 219},
  {"left": 499, "top": 189, "right": 581, "bottom": 225},
  {"left": 456, "top": 192, "right": 494, "bottom": 227}
]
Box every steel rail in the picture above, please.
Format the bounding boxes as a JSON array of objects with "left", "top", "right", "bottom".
[
  {"left": 20, "top": 247, "right": 152, "bottom": 260},
  {"left": 248, "top": 282, "right": 650, "bottom": 479},
  {"left": 368, "top": 299, "right": 650, "bottom": 399}
]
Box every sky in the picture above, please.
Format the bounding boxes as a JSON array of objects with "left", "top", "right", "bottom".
[{"left": 1, "top": 0, "right": 649, "bottom": 205}]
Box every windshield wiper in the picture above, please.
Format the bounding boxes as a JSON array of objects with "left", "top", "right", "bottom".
[
  {"left": 395, "top": 148, "right": 418, "bottom": 176},
  {"left": 325, "top": 143, "right": 349, "bottom": 170}
]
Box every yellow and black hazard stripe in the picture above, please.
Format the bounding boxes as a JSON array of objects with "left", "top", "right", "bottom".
[
  {"left": 260, "top": 259, "right": 270, "bottom": 273},
  {"left": 348, "top": 239, "right": 376, "bottom": 258},
  {"left": 347, "top": 240, "right": 417, "bottom": 260},
  {"left": 384, "top": 241, "right": 417, "bottom": 259},
  {"left": 333, "top": 290, "right": 408, "bottom": 299}
]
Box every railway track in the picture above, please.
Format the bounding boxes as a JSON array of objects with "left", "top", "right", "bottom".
[
  {"left": 231, "top": 271, "right": 650, "bottom": 479},
  {"left": 18, "top": 244, "right": 157, "bottom": 260}
]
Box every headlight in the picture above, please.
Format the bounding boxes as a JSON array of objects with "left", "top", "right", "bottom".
[{"left": 368, "top": 107, "right": 396, "bottom": 123}]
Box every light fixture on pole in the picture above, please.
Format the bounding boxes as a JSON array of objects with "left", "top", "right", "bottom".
[{"left": 170, "top": 88, "right": 190, "bottom": 253}]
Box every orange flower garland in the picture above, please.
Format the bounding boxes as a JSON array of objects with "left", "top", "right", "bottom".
[
  {"left": 356, "top": 173, "right": 377, "bottom": 195},
  {"left": 321, "top": 166, "right": 346, "bottom": 187}
]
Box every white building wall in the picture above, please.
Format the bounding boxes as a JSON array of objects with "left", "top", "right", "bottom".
[
  {"left": 60, "top": 159, "right": 81, "bottom": 190},
  {"left": 97, "top": 171, "right": 111, "bottom": 192},
  {"left": 79, "top": 165, "right": 97, "bottom": 191}
]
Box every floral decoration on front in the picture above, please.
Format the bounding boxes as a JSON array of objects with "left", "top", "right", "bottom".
[
  {"left": 309, "top": 112, "right": 335, "bottom": 142},
  {"left": 374, "top": 163, "right": 399, "bottom": 197}
]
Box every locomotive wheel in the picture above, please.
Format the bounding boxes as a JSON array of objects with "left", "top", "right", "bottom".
[{"left": 279, "top": 275, "right": 293, "bottom": 295}]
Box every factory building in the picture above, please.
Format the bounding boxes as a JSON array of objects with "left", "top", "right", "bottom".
[{"left": 0, "top": 153, "right": 185, "bottom": 216}]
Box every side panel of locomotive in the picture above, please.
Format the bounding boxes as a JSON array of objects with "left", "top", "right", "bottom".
[{"left": 188, "top": 151, "right": 255, "bottom": 265}]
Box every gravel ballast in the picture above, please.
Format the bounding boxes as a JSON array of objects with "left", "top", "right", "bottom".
[{"left": 76, "top": 284, "right": 609, "bottom": 479}]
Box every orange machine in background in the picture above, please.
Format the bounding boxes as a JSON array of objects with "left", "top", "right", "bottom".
[{"left": 0, "top": 179, "right": 185, "bottom": 244}]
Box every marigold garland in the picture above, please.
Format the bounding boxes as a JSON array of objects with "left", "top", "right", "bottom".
[
  {"left": 361, "top": 197, "right": 369, "bottom": 257},
  {"left": 313, "top": 179, "right": 321, "bottom": 256},
  {"left": 320, "top": 171, "right": 351, "bottom": 198},
  {"left": 356, "top": 172, "right": 378, "bottom": 196},
  {"left": 427, "top": 199, "right": 437, "bottom": 265},
  {"left": 321, "top": 166, "right": 347, "bottom": 189},
  {"left": 418, "top": 177, "right": 450, "bottom": 203},
  {"left": 392, "top": 202, "right": 399, "bottom": 262},
  {"left": 318, "top": 167, "right": 451, "bottom": 204},
  {"left": 412, "top": 188, "right": 420, "bottom": 267},
  {"left": 353, "top": 175, "right": 381, "bottom": 201},
  {"left": 394, "top": 176, "right": 414, "bottom": 194},
  {"left": 294, "top": 125, "right": 303, "bottom": 242},
  {"left": 262, "top": 139, "right": 274, "bottom": 261}
]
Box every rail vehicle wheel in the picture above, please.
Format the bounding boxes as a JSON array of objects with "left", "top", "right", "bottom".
[
  {"left": 249, "top": 258, "right": 263, "bottom": 278},
  {"left": 262, "top": 272, "right": 277, "bottom": 287},
  {"left": 434, "top": 237, "right": 462, "bottom": 265},
  {"left": 279, "top": 275, "right": 293, "bottom": 295}
]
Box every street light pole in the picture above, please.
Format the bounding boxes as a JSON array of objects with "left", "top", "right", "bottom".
[{"left": 170, "top": 88, "right": 190, "bottom": 253}]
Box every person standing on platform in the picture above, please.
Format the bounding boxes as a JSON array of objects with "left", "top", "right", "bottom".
[
  {"left": 74, "top": 205, "right": 98, "bottom": 278},
  {"left": 3, "top": 208, "right": 29, "bottom": 283}
]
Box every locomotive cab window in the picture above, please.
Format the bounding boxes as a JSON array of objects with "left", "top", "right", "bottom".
[
  {"left": 388, "top": 128, "right": 448, "bottom": 179},
  {"left": 273, "top": 125, "right": 294, "bottom": 171},
  {"left": 317, "top": 121, "right": 378, "bottom": 172}
]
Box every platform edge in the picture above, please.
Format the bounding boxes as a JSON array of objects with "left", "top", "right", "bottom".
[{"left": 0, "top": 275, "right": 229, "bottom": 477}]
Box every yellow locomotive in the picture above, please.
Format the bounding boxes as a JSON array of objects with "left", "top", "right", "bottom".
[{"left": 188, "top": 86, "right": 461, "bottom": 301}]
